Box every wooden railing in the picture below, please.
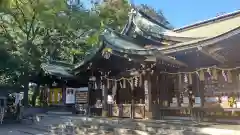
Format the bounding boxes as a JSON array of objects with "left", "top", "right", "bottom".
[{"left": 108, "top": 104, "right": 145, "bottom": 119}]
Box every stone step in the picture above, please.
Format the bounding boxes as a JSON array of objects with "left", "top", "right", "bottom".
[
  {"left": 47, "top": 111, "right": 73, "bottom": 115},
  {"left": 17, "top": 127, "right": 46, "bottom": 135}
]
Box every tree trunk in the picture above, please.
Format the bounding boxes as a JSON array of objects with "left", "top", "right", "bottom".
[
  {"left": 31, "top": 84, "right": 40, "bottom": 106},
  {"left": 23, "top": 81, "right": 29, "bottom": 106},
  {"left": 23, "top": 72, "right": 29, "bottom": 106}
]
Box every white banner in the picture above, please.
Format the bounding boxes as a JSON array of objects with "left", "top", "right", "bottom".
[
  {"left": 66, "top": 88, "right": 76, "bottom": 104},
  {"left": 15, "top": 93, "right": 20, "bottom": 105},
  {"left": 195, "top": 97, "right": 201, "bottom": 104}
]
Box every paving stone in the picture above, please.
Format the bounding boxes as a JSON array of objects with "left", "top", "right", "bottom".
[{"left": 2, "top": 114, "right": 239, "bottom": 135}]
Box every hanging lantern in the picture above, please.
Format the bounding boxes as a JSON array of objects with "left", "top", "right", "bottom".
[
  {"left": 52, "top": 81, "right": 57, "bottom": 87},
  {"left": 227, "top": 70, "right": 232, "bottom": 83},
  {"left": 102, "top": 48, "right": 112, "bottom": 59},
  {"left": 199, "top": 70, "right": 205, "bottom": 81},
  {"left": 212, "top": 68, "right": 218, "bottom": 80}
]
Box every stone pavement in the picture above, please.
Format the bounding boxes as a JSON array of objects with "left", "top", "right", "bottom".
[
  {"left": 1, "top": 114, "right": 240, "bottom": 135},
  {"left": 0, "top": 124, "right": 46, "bottom": 135}
]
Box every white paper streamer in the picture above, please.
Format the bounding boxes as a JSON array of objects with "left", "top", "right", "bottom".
[
  {"left": 222, "top": 70, "right": 227, "bottom": 82},
  {"left": 119, "top": 81, "right": 123, "bottom": 88},
  {"left": 123, "top": 79, "right": 126, "bottom": 88}
]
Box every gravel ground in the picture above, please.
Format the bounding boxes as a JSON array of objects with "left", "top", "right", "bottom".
[{"left": 1, "top": 115, "right": 240, "bottom": 135}]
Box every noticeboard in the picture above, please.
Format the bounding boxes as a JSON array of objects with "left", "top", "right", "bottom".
[{"left": 75, "top": 91, "right": 88, "bottom": 103}]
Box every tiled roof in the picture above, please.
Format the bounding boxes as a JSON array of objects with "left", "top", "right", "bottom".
[
  {"left": 159, "top": 26, "right": 240, "bottom": 54},
  {"left": 41, "top": 63, "right": 74, "bottom": 78},
  {"left": 174, "top": 10, "right": 240, "bottom": 32}
]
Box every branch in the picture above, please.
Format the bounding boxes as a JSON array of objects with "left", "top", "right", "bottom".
[
  {"left": 8, "top": 12, "right": 27, "bottom": 34},
  {"left": 0, "top": 16, "right": 15, "bottom": 41},
  {"left": 30, "top": 25, "right": 40, "bottom": 41},
  {"left": 27, "top": 11, "right": 36, "bottom": 40},
  {"left": 27, "top": 0, "right": 39, "bottom": 40},
  {"left": 15, "top": 0, "right": 28, "bottom": 32}
]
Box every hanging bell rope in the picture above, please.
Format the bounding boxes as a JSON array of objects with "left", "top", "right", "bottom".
[
  {"left": 188, "top": 73, "right": 192, "bottom": 84},
  {"left": 139, "top": 74, "right": 143, "bottom": 87}
]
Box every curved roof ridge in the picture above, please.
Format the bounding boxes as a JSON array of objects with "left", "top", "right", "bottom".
[
  {"left": 174, "top": 10, "right": 240, "bottom": 32},
  {"left": 161, "top": 26, "right": 240, "bottom": 54}
]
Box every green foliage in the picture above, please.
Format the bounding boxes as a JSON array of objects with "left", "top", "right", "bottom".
[
  {"left": 0, "top": 0, "right": 172, "bottom": 87},
  {"left": 0, "top": 0, "right": 94, "bottom": 85},
  {"left": 96, "top": 0, "right": 130, "bottom": 31},
  {"left": 138, "top": 4, "right": 173, "bottom": 29}
]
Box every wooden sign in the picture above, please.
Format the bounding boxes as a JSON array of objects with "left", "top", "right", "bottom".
[{"left": 75, "top": 91, "right": 88, "bottom": 103}]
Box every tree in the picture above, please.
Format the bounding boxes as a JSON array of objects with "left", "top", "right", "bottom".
[
  {"left": 0, "top": 0, "right": 99, "bottom": 105},
  {"left": 88, "top": 0, "right": 130, "bottom": 31},
  {"left": 138, "top": 4, "right": 173, "bottom": 29},
  {"left": 0, "top": 0, "right": 172, "bottom": 106}
]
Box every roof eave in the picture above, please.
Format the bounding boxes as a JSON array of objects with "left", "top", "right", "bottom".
[
  {"left": 160, "top": 26, "right": 240, "bottom": 54},
  {"left": 174, "top": 10, "right": 240, "bottom": 32}
]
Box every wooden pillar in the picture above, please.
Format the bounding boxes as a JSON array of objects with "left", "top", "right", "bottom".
[
  {"left": 236, "top": 71, "right": 240, "bottom": 107},
  {"left": 194, "top": 73, "right": 205, "bottom": 121},
  {"left": 131, "top": 84, "right": 135, "bottom": 119},
  {"left": 199, "top": 79, "right": 205, "bottom": 107},
  {"left": 232, "top": 70, "right": 238, "bottom": 107},
  {"left": 176, "top": 73, "right": 181, "bottom": 107},
  {"left": 159, "top": 73, "right": 166, "bottom": 106},
  {"left": 156, "top": 75, "right": 160, "bottom": 104},
  {"left": 145, "top": 73, "right": 152, "bottom": 119},
  {"left": 102, "top": 80, "right": 108, "bottom": 117}
]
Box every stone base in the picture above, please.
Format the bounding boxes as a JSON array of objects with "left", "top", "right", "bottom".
[
  {"left": 102, "top": 110, "right": 108, "bottom": 117},
  {"left": 145, "top": 111, "right": 152, "bottom": 119}
]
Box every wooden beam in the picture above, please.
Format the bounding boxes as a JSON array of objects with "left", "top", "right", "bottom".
[
  {"left": 156, "top": 53, "right": 188, "bottom": 67},
  {"left": 198, "top": 47, "right": 227, "bottom": 64}
]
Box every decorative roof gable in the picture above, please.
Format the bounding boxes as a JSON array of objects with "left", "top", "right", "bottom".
[{"left": 173, "top": 10, "right": 240, "bottom": 38}]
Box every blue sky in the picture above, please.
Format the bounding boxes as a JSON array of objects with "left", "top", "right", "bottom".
[{"left": 134, "top": 0, "right": 240, "bottom": 28}]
